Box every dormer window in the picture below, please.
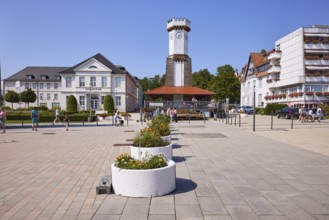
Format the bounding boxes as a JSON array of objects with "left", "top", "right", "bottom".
[
  {"left": 27, "top": 75, "right": 35, "bottom": 80},
  {"left": 55, "top": 75, "right": 61, "bottom": 80},
  {"left": 40, "top": 75, "right": 49, "bottom": 80},
  {"left": 89, "top": 65, "right": 97, "bottom": 69}
]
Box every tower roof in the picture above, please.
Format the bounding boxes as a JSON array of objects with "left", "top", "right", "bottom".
[{"left": 167, "top": 18, "right": 191, "bottom": 32}]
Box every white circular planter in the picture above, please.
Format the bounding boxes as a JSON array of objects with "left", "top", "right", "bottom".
[
  {"left": 240, "top": 113, "right": 248, "bottom": 117},
  {"left": 130, "top": 143, "right": 172, "bottom": 160},
  {"left": 111, "top": 160, "right": 176, "bottom": 197}
]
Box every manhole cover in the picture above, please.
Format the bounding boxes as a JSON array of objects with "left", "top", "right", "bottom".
[
  {"left": 183, "top": 133, "right": 227, "bottom": 138},
  {"left": 113, "top": 143, "right": 132, "bottom": 147}
]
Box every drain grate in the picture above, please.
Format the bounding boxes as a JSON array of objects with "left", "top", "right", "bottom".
[
  {"left": 178, "top": 125, "right": 205, "bottom": 128},
  {"left": 183, "top": 133, "right": 227, "bottom": 138},
  {"left": 124, "top": 130, "right": 135, "bottom": 132},
  {"left": 42, "top": 133, "right": 56, "bottom": 135}
]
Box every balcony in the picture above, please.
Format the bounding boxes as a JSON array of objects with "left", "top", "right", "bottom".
[
  {"left": 305, "top": 59, "right": 329, "bottom": 65},
  {"left": 267, "top": 51, "right": 282, "bottom": 60},
  {"left": 304, "top": 43, "right": 329, "bottom": 50},
  {"left": 268, "top": 65, "right": 281, "bottom": 73}
]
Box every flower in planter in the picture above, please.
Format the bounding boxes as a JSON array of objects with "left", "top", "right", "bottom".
[
  {"left": 114, "top": 153, "right": 167, "bottom": 170},
  {"left": 133, "top": 127, "right": 170, "bottom": 147},
  {"left": 98, "top": 113, "right": 108, "bottom": 119}
]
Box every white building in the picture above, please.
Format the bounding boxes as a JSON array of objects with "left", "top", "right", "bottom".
[
  {"left": 241, "top": 25, "right": 329, "bottom": 108},
  {"left": 3, "top": 53, "right": 141, "bottom": 112}
]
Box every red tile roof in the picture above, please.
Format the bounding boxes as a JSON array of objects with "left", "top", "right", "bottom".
[{"left": 144, "top": 86, "right": 215, "bottom": 95}]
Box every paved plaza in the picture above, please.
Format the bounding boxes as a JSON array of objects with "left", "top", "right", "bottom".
[{"left": 1, "top": 114, "right": 329, "bottom": 220}]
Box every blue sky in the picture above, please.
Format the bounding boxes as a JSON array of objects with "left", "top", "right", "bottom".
[{"left": 1, "top": 0, "right": 329, "bottom": 80}]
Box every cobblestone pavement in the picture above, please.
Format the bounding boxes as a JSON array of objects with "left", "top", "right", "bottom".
[{"left": 0, "top": 115, "right": 329, "bottom": 219}]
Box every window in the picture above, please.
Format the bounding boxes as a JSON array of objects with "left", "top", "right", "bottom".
[
  {"left": 89, "top": 65, "right": 97, "bottom": 69},
  {"left": 115, "top": 96, "right": 121, "bottom": 106},
  {"left": 25, "top": 83, "right": 29, "bottom": 89},
  {"left": 54, "top": 94, "right": 58, "bottom": 100},
  {"left": 258, "top": 78, "right": 262, "bottom": 88},
  {"left": 101, "top": 96, "right": 105, "bottom": 104},
  {"left": 33, "top": 83, "right": 37, "bottom": 89},
  {"left": 39, "top": 83, "right": 44, "bottom": 89},
  {"left": 115, "top": 77, "right": 122, "bottom": 88},
  {"left": 247, "top": 82, "right": 250, "bottom": 88},
  {"left": 47, "top": 83, "right": 51, "bottom": 89},
  {"left": 79, "top": 96, "right": 85, "bottom": 106},
  {"left": 102, "top": 77, "right": 107, "bottom": 87},
  {"left": 66, "top": 77, "right": 72, "bottom": 88},
  {"left": 54, "top": 83, "right": 58, "bottom": 89},
  {"left": 47, "top": 94, "right": 51, "bottom": 100},
  {"left": 40, "top": 103, "right": 47, "bottom": 107},
  {"left": 90, "top": 77, "right": 96, "bottom": 87},
  {"left": 79, "top": 77, "right": 85, "bottom": 87},
  {"left": 40, "top": 93, "right": 44, "bottom": 100},
  {"left": 258, "top": 94, "right": 262, "bottom": 106}
]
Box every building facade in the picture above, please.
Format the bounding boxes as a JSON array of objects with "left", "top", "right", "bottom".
[
  {"left": 4, "top": 53, "right": 141, "bottom": 112},
  {"left": 241, "top": 25, "right": 329, "bottom": 108}
]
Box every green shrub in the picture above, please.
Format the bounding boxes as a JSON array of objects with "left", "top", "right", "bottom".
[
  {"left": 104, "top": 95, "right": 115, "bottom": 113},
  {"left": 264, "top": 104, "right": 288, "bottom": 115},
  {"left": 66, "top": 95, "right": 78, "bottom": 112},
  {"left": 133, "top": 127, "right": 169, "bottom": 147}
]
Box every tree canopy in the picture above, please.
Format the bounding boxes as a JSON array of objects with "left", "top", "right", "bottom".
[
  {"left": 209, "top": 64, "right": 240, "bottom": 103},
  {"left": 192, "top": 69, "right": 214, "bottom": 89},
  {"left": 4, "top": 90, "right": 20, "bottom": 109},
  {"left": 66, "top": 95, "right": 78, "bottom": 112},
  {"left": 104, "top": 94, "right": 115, "bottom": 113},
  {"left": 19, "top": 88, "right": 36, "bottom": 108}
]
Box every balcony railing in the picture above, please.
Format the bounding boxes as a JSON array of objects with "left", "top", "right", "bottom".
[
  {"left": 268, "top": 65, "right": 281, "bottom": 73},
  {"left": 267, "top": 51, "right": 282, "bottom": 60},
  {"left": 304, "top": 43, "right": 329, "bottom": 50}
]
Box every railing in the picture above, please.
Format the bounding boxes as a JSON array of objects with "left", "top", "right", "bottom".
[{"left": 144, "top": 100, "right": 218, "bottom": 112}]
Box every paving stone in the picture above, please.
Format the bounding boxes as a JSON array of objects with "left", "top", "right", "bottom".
[
  {"left": 225, "top": 205, "right": 258, "bottom": 220},
  {"left": 198, "top": 197, "right": 227, "bottom": 215},
  {"left": 149, "top": 196, "right": 175, "bottom": 215}
]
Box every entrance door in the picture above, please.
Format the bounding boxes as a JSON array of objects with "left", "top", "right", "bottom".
[{"left": 91, "top": 98, "right": 98, "bottom": 110}]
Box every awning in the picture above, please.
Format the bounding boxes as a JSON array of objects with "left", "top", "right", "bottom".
[{"left": 144, "top": 86, "right": 215, "bottom": 95}]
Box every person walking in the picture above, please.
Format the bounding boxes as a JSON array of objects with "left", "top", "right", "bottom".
[
  {"left": 31, "top": 107, "right": 39, "bottom": 131},
  {"left": 114, "top": 110, "right": 118, "bottom": 126},
  {"left": 54, "top": 107, "right": 60, "bottom": 123},
  {"left": 0, "top": 107, "right": 7, "bottom": 133},
  {"left": 317, "top": 106, "right": 323, "bottom": 122},
  {"left": 64, "top": 115, "right": 70, "bottom": 131}
]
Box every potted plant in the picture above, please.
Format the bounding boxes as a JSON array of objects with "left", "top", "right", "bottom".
[
  {"left": 131, "top": 127, "right": 172, "bottom": 160},
  {"left": 111, "top": 153, "right": 176, "bottom": 197},
  {"left": 98, "top": 113, "right": 108, "bottom": 120},
  {"left": 150, "top": 114, "right": 171, "bottom": 142}
]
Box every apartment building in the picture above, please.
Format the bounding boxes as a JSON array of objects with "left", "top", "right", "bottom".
[
  {"left": 3, "top": 53, "right": 141, "bottom": 112},
  {"left": 241, "top": 25, "right": 329, "bottom": 108}
]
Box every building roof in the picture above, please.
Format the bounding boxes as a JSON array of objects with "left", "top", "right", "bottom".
[
  {"left": 60, "top": 53, "right": 126, "bottom": 75},
  {"left": 144, "top": 86, "right": 215, "bottom": 95},
  {"left": 4, "top": 66, "right": 70, "bottom": 81},
  {"left": 250, "top": 52, "right": 268, "bottom": 68}
]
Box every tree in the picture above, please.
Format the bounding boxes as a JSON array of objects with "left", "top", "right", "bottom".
[
  {"left": 139, "top": 74, "right": 165, "bottom": 100},
  {"left": 192, "top": 69, "right": 214, "bottom": 89},
  {"left": 209, "top": 64, "right": 241, "bottom": 103},
  {"left": 104, "top": 95, "right": 115, "bottom": 113},
  {"left": 66, "top": 95, "right": 78, "bottom": 112},
  {"left": 20, "top": 88, "right": 36, "bottom": 108},
  {"left": 4, "top": 90, "right": 20, "bottom": 109}
]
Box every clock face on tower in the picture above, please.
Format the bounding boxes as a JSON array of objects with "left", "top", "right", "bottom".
[{"left": 176, "top": 32, "right": 182, "bottom": 39}]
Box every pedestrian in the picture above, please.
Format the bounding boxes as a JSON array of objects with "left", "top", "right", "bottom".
[
  {"left": 316, "top": 106, "right": 323, "bottom": 122},
  {"left": 114, "top": 110, "right": 118, "bottom": 126},
  {"left": 0, "top": 107, "right": 7, "bottom": 133},
  {"left": 312, "top": 106, "right": 317, "bottom": 122},
  {"left": 64, "top": 115, "right": 70, "bottom": 131},
  {"left": 173, "top": 108, "right": 177, "bottom": 123},
  {"left": 169, "top": 108, "right": 174, "bottom": 123},
  {"left": 54, "top": 107, "right": 60, "bottom": 123},
  {"left": 301, "top": 105, "right": 306, "bottom": 123},
  {"left": 298, "top": 107, "right": 303, "bottom": 122},
  {"left": 31, "top": 107, "right": 39, "bottom": 131}
]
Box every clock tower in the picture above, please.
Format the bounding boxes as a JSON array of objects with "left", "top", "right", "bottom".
[{"left": 165, "top": 18, "right": 192, "bottom": 87}]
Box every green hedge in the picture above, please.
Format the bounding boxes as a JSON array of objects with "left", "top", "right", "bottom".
[
  {"left": 6, "top": 112, "right": 98, "bottom": 122},
  {"left": 264, "top": 104, "right": 288, "bottom": 115}
]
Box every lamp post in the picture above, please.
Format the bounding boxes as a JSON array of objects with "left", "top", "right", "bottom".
[
  {"left": 89, "top": 82, "right": 92, "bottom": 119},
  {"left": 253, "top": 85, "right": 256, "bottom": 132}
]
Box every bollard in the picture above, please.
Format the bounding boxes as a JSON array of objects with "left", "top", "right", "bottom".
[
  {"left": 291, "top": 114, "right": 294, "bottom": 129},
  {"left": 230, "top": 114, "right": 233, "bottom": 125},
  {"left": 96, "top": 119, "right": 98, "bottom": 126},
  {"left": 126, "top": 116, "right": 129, "bottom": 126},
  {"left": 21, "top": 115, "right": 24, "bottom": 127},
  {"left": 52, "top": 116, "right": 55, "bottom": 126},
  {"left": 188, "top": 114, "right": 190, "bottom": 124},
  {"left": 234, "top": 114, "right": 237, "bottom": 126},
  {"left": 271, "top": 111, "right": 273, "bottom": 130},
  {"left": 239, "top": 114, "right": 241, "bottom": 127},
  {"left": 204, "top": 114, "right": 206, "bottom": 124}
]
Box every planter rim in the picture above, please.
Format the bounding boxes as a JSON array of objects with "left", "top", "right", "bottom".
[
  {"left": 131, "top": 142, "right": 171, "bottom": 148},
  {"left": 113, "top": 159, "right": 175, "bottom": 172}
]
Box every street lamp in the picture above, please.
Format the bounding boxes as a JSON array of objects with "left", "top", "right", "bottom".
[
  {"left": 89, "top": 82, "right": 92, "bottom": 119},
  {"left": 253, "top": 85, "right": 255, "bottom": 132}
]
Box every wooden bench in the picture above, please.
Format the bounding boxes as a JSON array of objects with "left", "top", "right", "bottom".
[{"left": 177, "top": 113, "right": 205, "bottom": 120}]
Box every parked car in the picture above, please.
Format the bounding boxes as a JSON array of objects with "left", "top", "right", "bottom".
[
  {"left": 276, "top": 107, "right": 299, "bottom": 119},
  {"left": 240, "top": 106, "right": 254, "bottom": 114}
]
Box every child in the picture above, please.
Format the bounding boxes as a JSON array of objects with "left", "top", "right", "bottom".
[{"left": 64, "top": 115, "right": 70, "bottom": 131}]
